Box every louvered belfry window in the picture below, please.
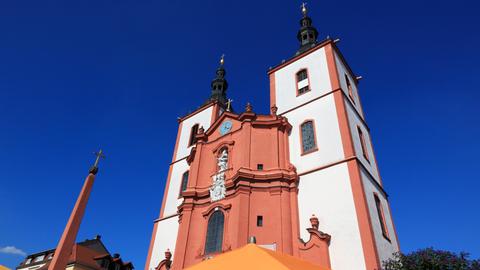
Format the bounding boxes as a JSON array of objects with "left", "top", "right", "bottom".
[
  {"left": 301, "top": 121, "right": 316, "bottom": 153},
  {"left": 296, "top": 69, "right": 310, "bottom": 95},
  {"left": 205, "top": 210, "right": 224, "bottom": 254}
]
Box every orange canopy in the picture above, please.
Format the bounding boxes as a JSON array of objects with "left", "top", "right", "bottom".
[{"left": 185, "top": 244, "right": 330, "bottom": 270}]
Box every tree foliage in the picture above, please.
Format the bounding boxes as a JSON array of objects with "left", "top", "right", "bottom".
[{"left": 382, "top": 248, "right": 480, "bottom": 270}]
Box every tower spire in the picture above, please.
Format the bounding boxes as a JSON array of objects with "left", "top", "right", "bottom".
[
  {"left": 296, "top": 2, "right": 319, "bottom": 55},
  {"left": 207, "top": 54, "right": 228, "bottom": 106},
  {"left": 48, "top": 151, "right": 104, "bottom": 270}
]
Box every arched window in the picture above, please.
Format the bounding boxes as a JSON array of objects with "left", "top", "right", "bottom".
[
  {"left": 179, "top": 171, "right": 189, "bottom": 195},
  {"left": 296, "top": 69, "right": 310, "bottom": 95},
  {"left": 205, "top": 210, "right": 224, "bottom": 254},
  {"left": 300, "top": 120, "right": 317, "bottom": 154},
  {"left": 188, "top": 124, "right": 199, "bottom": 146}
]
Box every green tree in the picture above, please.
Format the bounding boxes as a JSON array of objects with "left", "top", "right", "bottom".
[{"left": 382, "top": 248, "right": 480, "bottom": 270}]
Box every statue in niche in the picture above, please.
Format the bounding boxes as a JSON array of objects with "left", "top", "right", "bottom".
[
  {"left": 210, "top": 149, "right": 228, "bottom": 201},
  {"left": 217, "top": 149, "right": 228, "bottom": 172}
]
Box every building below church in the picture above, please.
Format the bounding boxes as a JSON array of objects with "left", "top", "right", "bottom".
[
  {"left": 146, "top": 4, "right": 400, "bottom": 270},
  {"left": 16, "top": 236, "right": 133, "bottom": 270}
]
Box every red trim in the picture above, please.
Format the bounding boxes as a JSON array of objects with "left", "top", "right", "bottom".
[
  {"left": 373, "top": 192, "right": 390, "bottom": 241},
  {"left": 269, "top": 73, "right": 276, "bottom": 108},
  {"left": 295, "top": 68, "right": 312, "bottom": 97},
  {"left": 298, "top": 156, "right": 356, "bottom": 176},
  {"left": 178, "top": 102, "right": 215, "bottom": 123},
  {"left": 145, "top": 119, "right": 183, "bottom": 270},
  {"left": 144, "top": 222, "right": 158, "bottom": 270},
  {"left": 299, "top": 119, "right": 319, "bottom": 156},
  {"left": 160, "top": 121, "right": 183, "bottom": 217},
  {"left": 210, "top": 104, "right": 217, "bottom": 125},
  {"left": 326, "top": 43, "right": 381, "bottom": 269},
  {"left": 268, "top": 39, "right": 333, "bottom": 75}
]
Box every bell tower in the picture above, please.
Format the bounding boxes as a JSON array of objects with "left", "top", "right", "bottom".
[
  {"left": 144, "top": 58, "right": 229, "bottom": 270},
  {"left": 268, "top": 4, "right": 400, "bottom": 270}
]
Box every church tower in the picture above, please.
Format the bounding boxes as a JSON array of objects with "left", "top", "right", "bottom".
[
  {"left": 144, "top": 58, "right": 228, "bottom": 270},
  {"left": 268, "top": 4, "right": 399, "bottom": 270},
  {"left": 146, "top": 4, "right": 399, "bottom": 270}
]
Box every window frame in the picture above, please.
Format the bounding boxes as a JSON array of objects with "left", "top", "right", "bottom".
[
  {"left": 299, "top": 119, "right": 319, "bottom": 155},
  {"left": 179, "top": 170, "right": 189, "bottom": 197},
  {"left": 357, "top": 126, "right": 370, "bottom": 162},
  {"left": 204, "top": 210, "right": 225, "bottom": 255},
  {"left": 374, "top": 193, "right": 390, "bottom": 241},
  {"left": 295, "top": 68, "right": 311, "bottom": 96},
  {"left": 188, "top": 124, "right": 199, "bottom": 147},
  {"left": 345, "top": 74, "right": 356, "bottom": 104}
]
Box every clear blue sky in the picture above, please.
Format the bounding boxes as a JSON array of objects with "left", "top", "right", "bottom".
[{"left": 1, "top": 0, "right": 479, "bottom": 268}]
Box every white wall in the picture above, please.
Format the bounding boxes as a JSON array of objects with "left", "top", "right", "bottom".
[
  {"left": 298, "top": 164, "right": 367, "bottom": 270},
  {"left": 148, "top": 216, "right": 179, "bottom": 270},
  {"left": 162, "top": 159, "right": 189, "bottom": 217},
  {"left": 162, "top": 105, "right": 215, "bottom": 218},
  {"left": 285, "top": 95, "right": 345, "bottom": 174},
  {"left": 334, "top": 51, "right": 364, "bottom": 118},
  {"left": 273, "top": 47, "right": 332, "bottom": 115},
  {"left": 360, "top": 168, "right": 399, "bottom": 264},
  {"left": 175, "top": 105, "right": 214, "bottom": 161},
  {"left": 345, "top": 98, "right": 380, "bottom": 183}
]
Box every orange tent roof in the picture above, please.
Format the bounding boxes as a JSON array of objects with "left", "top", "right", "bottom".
[
  {"left": 185, "top": 244, "right": 330, "bottom": 270},
  {"left": 0, "top": 265, "right": 11, "bottom": 270}
]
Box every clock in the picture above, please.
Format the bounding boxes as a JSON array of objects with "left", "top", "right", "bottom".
[{"left": 219, "top": 121, "right": 233, "bottom": 135}]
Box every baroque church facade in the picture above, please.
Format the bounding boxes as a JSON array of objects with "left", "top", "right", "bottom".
[{"left": 145, "top": 5, "right": 399, "bottom": 270}]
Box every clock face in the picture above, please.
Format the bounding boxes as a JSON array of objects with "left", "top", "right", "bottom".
[{"left": 219, "top": 121, "right": 233, "bottom": 135}]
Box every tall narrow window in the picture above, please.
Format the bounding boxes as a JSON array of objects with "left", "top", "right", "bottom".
[
  {"left": 300, "top": 120, "right": 317, "bottom": 154},
  {"left": 296, "top": 69, "right": 310, "bottom": 95},
  {"left": 345, "top": 74, "right": 355, "bottom": 103},
  {"left": 374, "top": 194, "right": 390, "bottom": 239},
  {"left": 205, "top": 211, "right": 224, "bottom": 254},
  {"left": 357, "top": 126, "right": 369, "bottom": 161},
  {"left": 188, "top": 124, "right": 199, "bottom": 146},
  {"left": 180, "top": 171, "right": 189, "bottom": 195}
]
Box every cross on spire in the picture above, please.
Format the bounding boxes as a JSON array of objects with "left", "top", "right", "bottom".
[
  {"left": 220, "top": 54, "right": 225, "bottom": 66},
  {"left": 301, "top": 2, "right": 308, "bottom": 17},
  {"left": 226, "top": 98, "right": 233, "bottom": 112},
  {"left": 89, "top": 149, "right": 105, "bottom": 175}
]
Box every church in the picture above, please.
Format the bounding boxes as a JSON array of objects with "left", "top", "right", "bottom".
[{"left": 145, "top": 4, "right": 399, "bottom": 270}]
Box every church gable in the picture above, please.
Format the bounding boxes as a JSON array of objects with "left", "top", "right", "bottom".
[{"left": 204, "top": 112, "right": 243, "bottom": 142}]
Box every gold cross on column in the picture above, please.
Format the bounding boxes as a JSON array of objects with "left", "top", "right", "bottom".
[{"left": 226, "top": 98, "right": 233, "bottom": 112}]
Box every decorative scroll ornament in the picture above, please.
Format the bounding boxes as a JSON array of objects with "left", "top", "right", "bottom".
[{"left": 210, "top": 149, "right": 228, "bottom": 201}]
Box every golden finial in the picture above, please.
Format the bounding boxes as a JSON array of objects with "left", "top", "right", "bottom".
[
  {"left": 301, "top": 2, "right": 308, "bottom": 16},
  {"left": 220, "top": 54, "right": 225, "bottom": 66}
]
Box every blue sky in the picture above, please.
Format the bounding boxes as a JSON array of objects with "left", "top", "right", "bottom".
[{"left": 1, "top": 0, "right": 479, "bottom": 268}]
